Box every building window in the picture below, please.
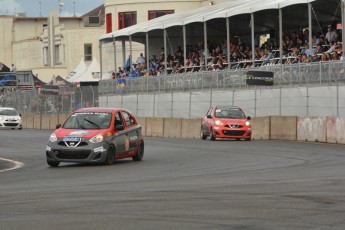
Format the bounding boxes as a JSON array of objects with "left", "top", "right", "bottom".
[
  {"left": 54, "top": 45, "right": 60, "bottom": 64},
  {"left": 106, "top": 13, "right": 112, "bottom": 33},
  {"left": 84, "top": 44, "right": 92, "bottom": 61},
  {"left": 118, "top": 12, "right": 137, "bottom": 29},
  {"left": 148, "top": 10, "right": 174, "bottom": 20}
]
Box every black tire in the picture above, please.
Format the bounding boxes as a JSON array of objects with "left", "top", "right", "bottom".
[
  {"left": 104, "top": 145, "right": 115, "bottom": 165},
  {"left": 18, "top": 127, "right": 23, "bottom": 130},
  {"left": 47, "top": 160, "right": 60, "bottom": 167},
  {"left": 245, "top": 138, "right": 251, "bottom": 141},
  {"left": 210, "top": 128, "right": 216, "bottom": 141},
  {"left": 132, "top": 141, "right": 144, "bottom": 161},
  {"left": 200, "top": 128, "right": 207, "bottom": 140}
]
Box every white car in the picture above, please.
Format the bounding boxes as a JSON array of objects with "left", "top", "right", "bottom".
[{"left": 0, "top": 107, "right": 22, "bottom": 130}]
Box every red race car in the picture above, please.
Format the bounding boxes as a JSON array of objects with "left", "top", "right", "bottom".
[
  {"left": 201, "top": 105, "right": 252, "bottom": 141},
  {"left": 46, "top": 107, "right": 144, "bottom": 167}
]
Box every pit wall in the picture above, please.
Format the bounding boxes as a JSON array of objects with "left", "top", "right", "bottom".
[{"left": 21, "top": 114, "right": 345, "bottom": 144}]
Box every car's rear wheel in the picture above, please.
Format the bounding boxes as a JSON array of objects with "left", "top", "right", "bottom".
[
  {"left": 104, "top": 145, "right": 115, "bottom": 165},
  {"left": 132, "top": 141, "right": 144, "bottom": 161},
  {"left": 200, "top": 128, "right": 207, "bottom": 140},
  {"left": 245, "top": 138, "right": 251, "bottom": 141},
  {"left": 47, "top": 160, "right": 60, "bottom": 167},
  {"left": 210, "top": 128, "right": 216, "bottom": 141}
]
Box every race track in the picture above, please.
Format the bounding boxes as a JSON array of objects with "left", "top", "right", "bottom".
[{"left": 0, "top": 129, "right": 345, "bottom": 230}]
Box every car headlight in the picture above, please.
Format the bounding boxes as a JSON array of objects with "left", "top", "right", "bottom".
[
  {"left": 49, "top": 133, "right": 57, "bottom": 142},
  {"left": 0, "top": 117, "right": 3, "bottom": 121},
  {"left": 215, "top": 120, "right": 224, "bottom": 126},
  {"left": 89, "top": 134, "right": 104, "bottom": 143},
  {"left": 245, "top": 121, "right": 251, "bottom": 126},
  {"left": 17, "top": 117, "right": 22, "bottom": 121}
]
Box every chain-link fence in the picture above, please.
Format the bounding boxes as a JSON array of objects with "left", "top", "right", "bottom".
[
  {"left": 0, "top": 80, "right": 98, "bottom": 115},
  {"left": 1, "top": 60, "right": 345, "bottom": 115}
]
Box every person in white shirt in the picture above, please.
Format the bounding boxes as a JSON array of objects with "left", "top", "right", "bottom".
[{"left": 136, "top": 53, "right": 146, "bottom": 65}]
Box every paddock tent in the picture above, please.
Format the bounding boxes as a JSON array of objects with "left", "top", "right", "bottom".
[
  {"left": 66, "top": 58, "right": 87, "bottom": 82},
  {"left": 70, "top": 57, "right": 101, "bottom": 83}
]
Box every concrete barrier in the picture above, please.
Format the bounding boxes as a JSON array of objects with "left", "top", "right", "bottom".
[
  {"left": 21, "top": 113, "right": 345, "bottom": 146},
  {"left": 24, "top": 114, "right": 34, "bottom": 129},
  {"left": 33, "top": 114, "right": 41, "bottom": 129},
  {"left": 58, "top": 114, "right": 67, "bottom": 126},
  {"left": 251, "top": 116, "right": 270, "bottom": 140},
  {"left": 136, "top": 117, "right": 147, "bottom": 136},
  {"left": 297, "top": 117, "right": 326, "bottom": 142},
  {"left": 145, "top": 118, "right": 164, "bottom": 137},
  {"left": 326, "top": 117, "right": 345, "bottom": 144},
  {"left": 163, "top": 118, "right": 182, "bottom": 138},
  {"left": 181, "top": 118, "right": 202, "bottom": 139},
  {"left": 49, "top": 114, "right": 59, "bottom": 130},
  {"left": 41, "top": 114, "right": 50, "bottom": 130},
  {"left": 270, "top": 116, "right": 297, "bottom": 140}
]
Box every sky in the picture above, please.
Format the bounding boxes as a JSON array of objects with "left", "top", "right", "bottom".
[{"left": 0, "top": 0, "right": 104, "bottom": 17}]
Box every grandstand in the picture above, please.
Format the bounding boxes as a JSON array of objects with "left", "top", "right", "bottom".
[{"left": 99, "top": 0, "right": 343, "bottom": 80}]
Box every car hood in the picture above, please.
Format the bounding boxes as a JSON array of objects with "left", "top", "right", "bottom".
[
  {"left": 55, "top": 129, "right": 106, "bottom": 139},
  {"left": 215, "top": 118, "right": 249, "bottom": 125}
]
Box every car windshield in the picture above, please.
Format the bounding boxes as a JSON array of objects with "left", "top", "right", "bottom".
[
  {"left": 62, "top": 112, "right": 112, "bottom": 129},
  {"left": 0, "top": 109, "right": 18, "bottom": 116},
  {"left": 215, "top": 107, "right": 245, "bottom": 119}
]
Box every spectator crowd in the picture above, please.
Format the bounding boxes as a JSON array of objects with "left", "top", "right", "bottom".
[{"left": 112, "top": 25, "right": 343, "bottom": 78}]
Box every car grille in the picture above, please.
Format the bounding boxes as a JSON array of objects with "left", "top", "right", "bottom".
[
  {"left": 54, "top": 149, "right": 91, "bottom": 160},
  {"left": 3, "top": 123, "right": 19, "bottom": 127},
  {"left": 222, "top": 130, "right": 246, "bottom": 136},
  {"left": 225, "top": 124, "right": 243, "bottom": 128},
  {"left": 57, "top": 141, "right": 88, "bottom": 147}
]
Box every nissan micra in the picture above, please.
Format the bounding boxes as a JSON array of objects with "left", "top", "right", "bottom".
[
  {"left": 201, "top": 105, "right": 252, "bottom": 141},
  {"left": 46, "top": 107, "right": 144, "bottom": 167}
]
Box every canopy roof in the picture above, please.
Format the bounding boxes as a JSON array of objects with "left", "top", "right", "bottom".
[
  {"left": 70, "top": 57, "right": 101, "bottom": 83},
  {"left": 100, "top": 0, "right": 327, "bottom": 41}
]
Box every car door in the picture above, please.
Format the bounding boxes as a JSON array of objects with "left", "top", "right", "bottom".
[
  {"left": 110, "top": 111, "right": 127, "bottom": 155},
  {"left": 203, "top": 107, "right": 213, "bottom": 135},
  {"left": 121, "top": 111, "right": 140, "bottom": 154}
]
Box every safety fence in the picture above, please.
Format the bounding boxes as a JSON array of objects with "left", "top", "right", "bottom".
[{"left": 1, "top": 60, "right": 345, "bottom": 115}]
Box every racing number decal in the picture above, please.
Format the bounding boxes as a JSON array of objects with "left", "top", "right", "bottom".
[{"left": 125, "top": 137, "right": 130, "bottom": 151}]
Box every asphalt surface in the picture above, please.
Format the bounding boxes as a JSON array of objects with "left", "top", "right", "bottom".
[{"left": 0, "top": 129, "right": 345, "bottom": 230}]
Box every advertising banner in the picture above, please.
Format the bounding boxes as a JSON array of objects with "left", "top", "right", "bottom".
[
  {"left": 246, "top": 71, "right": 274, "bottom": 86},
  {"left": 40, "top": 84, "right": 59, "bottom": 95}
]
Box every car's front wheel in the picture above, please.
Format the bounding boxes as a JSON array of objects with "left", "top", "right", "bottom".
[
  {"left": 210, "top": 128, "right": 216, "bottom": 141},
  {"left": 104, "top": 145, "right": 115, "bottom": 165},
  {"left": 132, "top": 141, "right": 144, "bottom": 161},
  {"left": 47, "top": 160, "right": 60, "bottom": 167},
  {"left": 200, "top": 127, "right": 207, "bottom": 140}
]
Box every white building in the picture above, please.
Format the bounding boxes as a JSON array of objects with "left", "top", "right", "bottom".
[{"left": 0, "top": 0, "right": 222, "bottom": 82}]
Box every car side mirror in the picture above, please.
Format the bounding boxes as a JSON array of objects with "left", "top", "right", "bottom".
[
  {"left": 115, "top": 124, "right": 124, "bottom": 131},
  {"left": 207, "top": 115, "right": 212, "bottom": 119},
  {"left": 247, "top": 116, "right": 251, "bottom": 120},
  {"left": 19, "top": 114, "right": 22, "bottom": 116},
  {"left": 56, "top": 124, "right": 62, "bottom": 129}
]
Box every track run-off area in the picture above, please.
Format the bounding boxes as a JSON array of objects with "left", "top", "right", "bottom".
[{"left": 1, "top": 129, "right": 345, "bottom": 230}]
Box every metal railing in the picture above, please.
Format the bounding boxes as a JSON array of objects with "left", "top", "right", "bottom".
[{"left": 99, "top": 61, "right": 345, "bottom": 96}]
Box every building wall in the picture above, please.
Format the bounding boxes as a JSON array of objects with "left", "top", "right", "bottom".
[
  {"left": 1, "top": 11, "right": 105, "bottom": 83},
  {"left": 104, "top": 0, "right": 202, "bottom": 32},
  {"left": 0, "top": 16, "right": 14, "bottom": 67}
]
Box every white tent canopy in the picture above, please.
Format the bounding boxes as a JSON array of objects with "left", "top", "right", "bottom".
[
  {"left": 66, "top": 58, "right": 87, "bottom": 82},
  {"left": 100, "top": 0, "right": 318, "bottom": 40},
  {"left": 71, "top": 57, "right": 101, "bottom": 83}
]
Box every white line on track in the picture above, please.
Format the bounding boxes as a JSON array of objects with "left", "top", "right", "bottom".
[{"left": 0, "top": 158, "right": 24, "bottom": 172}]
